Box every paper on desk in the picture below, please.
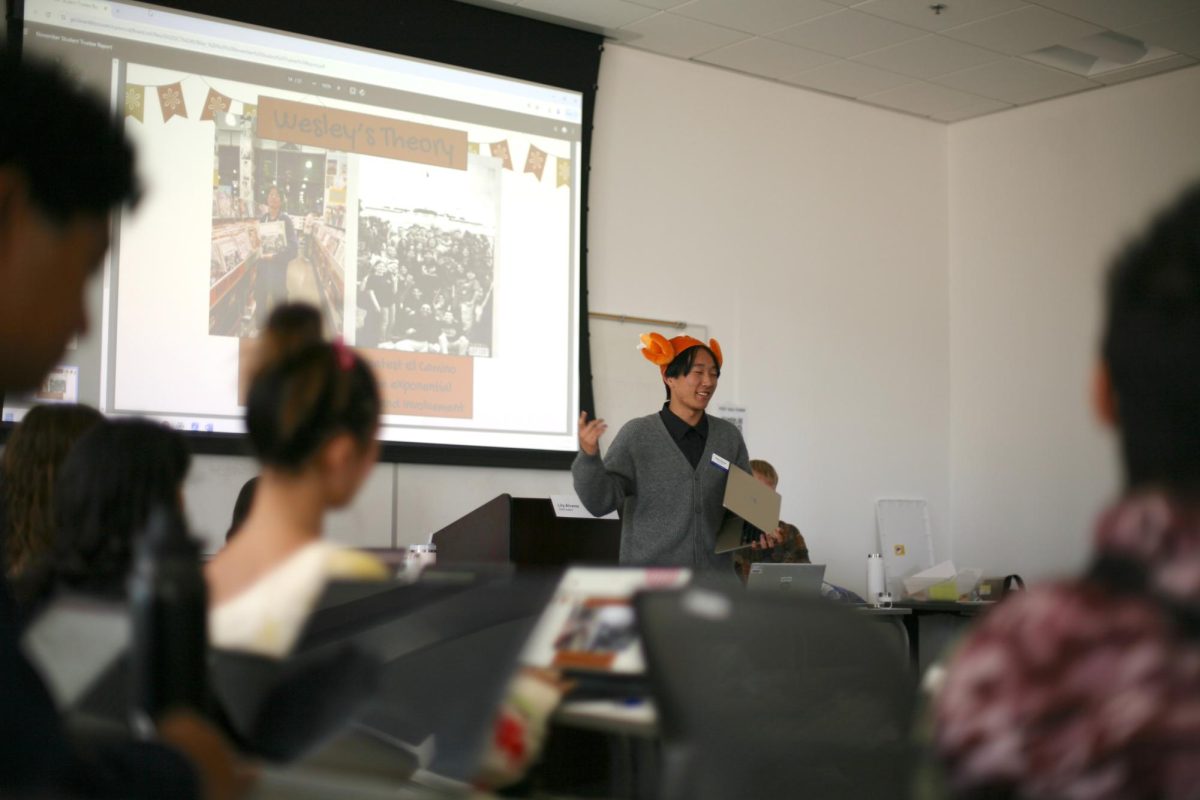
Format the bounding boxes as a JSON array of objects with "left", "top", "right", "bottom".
[
  {"left": 902, "top": 561, "right": 984, "bottom": 599},
  {"left": 902, "top": 560, "right": 957, "bottom": 597}
]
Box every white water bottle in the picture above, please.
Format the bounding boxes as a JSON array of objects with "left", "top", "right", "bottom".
[{"left": 866, "top": 553, "right": 886, "bottom": 606}]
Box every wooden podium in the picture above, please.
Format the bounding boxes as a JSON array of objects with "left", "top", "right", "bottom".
[{"left": 431, "top": 495, "right": 621, "bottom": 569}]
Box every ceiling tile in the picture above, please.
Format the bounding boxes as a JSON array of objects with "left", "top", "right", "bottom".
[
  {"left": 770, "top": 9, "right": 926, "bottom": 57},
  {"left": 854, "top": 0, "right": 1027, "bottom": 33},
  {"left": 519, "top": 0, "right": 659, "bottom": 30},
  {"left": 1024, "top": 0, "right": 1196, "bottom": 31},
  {"left": 1090, "top": 53, "right": 1197, "bottom": 84},
  {"left": 1122, "top": 11, "right": 1200, "bottom": 58},
  {"left": 941, "top": 5, "right": 1103, "bottom": 55},
  {"left": 671, "top": 0, "right": 842, "bottom": 36},
  {"left": 861, "top": 80, "right": 993, "bottom": 115},
  {"left": 931, "top": 97, "right": 1013, "bottom": 121},
  {"left": 619, "top": 12, "right": 753, "bottom": 58},
  {"left": 854, "top": 34, "right": 1005, "bottom": 78},
  {"left": 697, "top": 36, "right": 838, "bottom": 79},
  {"left": 787, "top": 59, "right": 915, "bottom": 97},
  {"left": 931, "top": 57, "right": 1099, "bottom": 103}
]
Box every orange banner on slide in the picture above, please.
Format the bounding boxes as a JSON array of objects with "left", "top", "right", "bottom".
[
  {"left": 238, "top": 341, "right": 472, "bottom": 419},
  {"left": 256, "top": 96, "right": 467, "bottom": 170}
]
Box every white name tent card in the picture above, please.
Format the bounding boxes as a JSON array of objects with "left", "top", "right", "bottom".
[{"left": 551, "top": 494, "right": 618, "bottom": 520}]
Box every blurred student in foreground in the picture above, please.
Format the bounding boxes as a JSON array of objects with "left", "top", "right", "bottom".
[
  {"left": 932, "top": 183, "right": 1200, "bottom": 799},
  {"left": 205, "top": 303, "right": 388, "bottom": 657},
  {"left": 0, "top": 51, "right": 246, "bottom": 799}
]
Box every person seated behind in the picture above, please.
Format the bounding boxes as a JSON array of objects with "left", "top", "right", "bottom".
[
  {"left": 1, "top": 403, "right": 102, "bottom": 584},
  {"left": 224, "top": 476, "right": 259, "bottom": 544},
  {"left": 205, "top": 303, "right": 388, "bottom": 658},
  {"left": 15, "top": 418, "right": 192, "bottom": 613},
  {"left": 733, "top": 458, "right": 810, "bottom": 582},
  {"left": 931, "top": 183, "right": 1200, "bottom": 799},
  {"left": 731, "top": 459, "right": 865, "bottom": 602}
]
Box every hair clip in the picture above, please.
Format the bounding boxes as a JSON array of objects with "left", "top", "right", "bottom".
[{"left": 332, "top": 336, "right": 355, "bottom": 371}]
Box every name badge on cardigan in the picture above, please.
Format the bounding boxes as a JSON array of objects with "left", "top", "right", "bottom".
[{"left": 710, "top": 453, "right": 730, "bottom": 471}]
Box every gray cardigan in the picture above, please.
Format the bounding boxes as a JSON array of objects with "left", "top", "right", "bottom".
[{"left": 572, "top": 412, "right": 750, "bottom": 571}]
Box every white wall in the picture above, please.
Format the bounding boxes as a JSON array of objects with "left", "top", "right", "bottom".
[
  {"left": 187, "top": 44, "right": 953, "bottom": 595},
  {"left": 947, "top": 64, "right": 1200, "bottom": 581}
]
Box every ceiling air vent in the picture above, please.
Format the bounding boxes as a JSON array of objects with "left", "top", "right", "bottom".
[{"left": 1026, "top": 31, "right": 1176, "bottom": 77}]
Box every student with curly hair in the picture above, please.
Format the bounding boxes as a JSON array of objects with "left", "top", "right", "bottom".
[
  {"left": 1, "top": 403, "right": 102, "bottom": 580},
  {"left": 45, "top": 419, "right": 191, "bottom": 598}
]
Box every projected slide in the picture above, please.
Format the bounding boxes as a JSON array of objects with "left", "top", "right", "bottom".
[{"left": 12, "top": 0, "right": 585, "bottom": 455}]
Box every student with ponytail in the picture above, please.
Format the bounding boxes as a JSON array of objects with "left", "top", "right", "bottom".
[{"left": 206, "top": 303, "right": 388, "bottom": 657}]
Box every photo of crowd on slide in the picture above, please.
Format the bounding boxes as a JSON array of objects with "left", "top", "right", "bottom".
[
  {"left": 208, "top": 110, "right": 349, "bottom": 338},
  {"left": 357, "top": 213, "right": 495, "bottom": 354},
  {"left": 355, "top": 154, "right": 500, "bottom": 355}
]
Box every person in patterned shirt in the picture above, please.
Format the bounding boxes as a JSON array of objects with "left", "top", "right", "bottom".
[{"left": 931, "top": 182, "right": 1200, "bottom": 800}]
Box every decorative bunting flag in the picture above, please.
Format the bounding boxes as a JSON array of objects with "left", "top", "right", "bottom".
[
  {"left": 524, "top": 144, "right": 547, "bottom": 180},
  {"left": 200, "top": 88, "right": 231, "bottom": 121},
  {"left": 467, "top": 142, "right": 480, "bottom": 155},
  {"left": 124, "top": 85, "right": 144, "bottom": 123},
  {"left": 489, "top": 140, "right": 512, "bottom": 170},
  {"left": 241, "top": 102, "right": 257, "bottom": 122},
  {"left": 556, "top": 157, "right": 571, "bottom": 189},
  {"left": 157, "top": 82, "right": 187, "bottom": 122}
]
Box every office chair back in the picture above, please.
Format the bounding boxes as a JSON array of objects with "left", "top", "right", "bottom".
[{"left": 636, "top": 585, "right": 916, "bottom": 800}]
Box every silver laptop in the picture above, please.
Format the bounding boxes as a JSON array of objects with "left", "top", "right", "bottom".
[
  {"left": 714, "top": 464, "right": 782, "bottom": 554},
  {"left": 745, "top": 563, "right": 826, "bottom": 595}
]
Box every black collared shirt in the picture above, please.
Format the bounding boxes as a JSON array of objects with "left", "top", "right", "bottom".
[{"left": 659, "top": 403, "right": 708, "bottom": 470}]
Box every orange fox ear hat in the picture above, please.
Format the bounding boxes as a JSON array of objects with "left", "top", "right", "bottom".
[{"left": 639, "top": 332, "right": 723, "bottom": 375}]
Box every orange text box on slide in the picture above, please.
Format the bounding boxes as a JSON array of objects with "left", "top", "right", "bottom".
[
  {"left": 362, "top": 349, "right": 473, "bottom": 419},
  {"left": 238, "top": 342, "right": 473, "bottom": 419}
]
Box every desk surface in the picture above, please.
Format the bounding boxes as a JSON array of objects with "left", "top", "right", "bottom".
[
  {"left": 855, "top": 606, "right": 912, "bottom": 616},
  {"left": 895, "top": 600, "right": 995, "bottom": 614},
  {"left": 253, "top": 768, "right": 472, "bottom": 799}
]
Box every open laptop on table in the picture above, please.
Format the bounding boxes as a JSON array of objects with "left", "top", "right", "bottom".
[
  {"left": 745, "top": 563, "right": 826, "bottom": 595},
  {"left": 714, "top": 464, "right": 781, "bottom": 554}
]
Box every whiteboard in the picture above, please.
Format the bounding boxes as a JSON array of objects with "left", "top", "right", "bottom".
[{"left": 875, "top": 498, "right": 934, "bottom": 597}]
